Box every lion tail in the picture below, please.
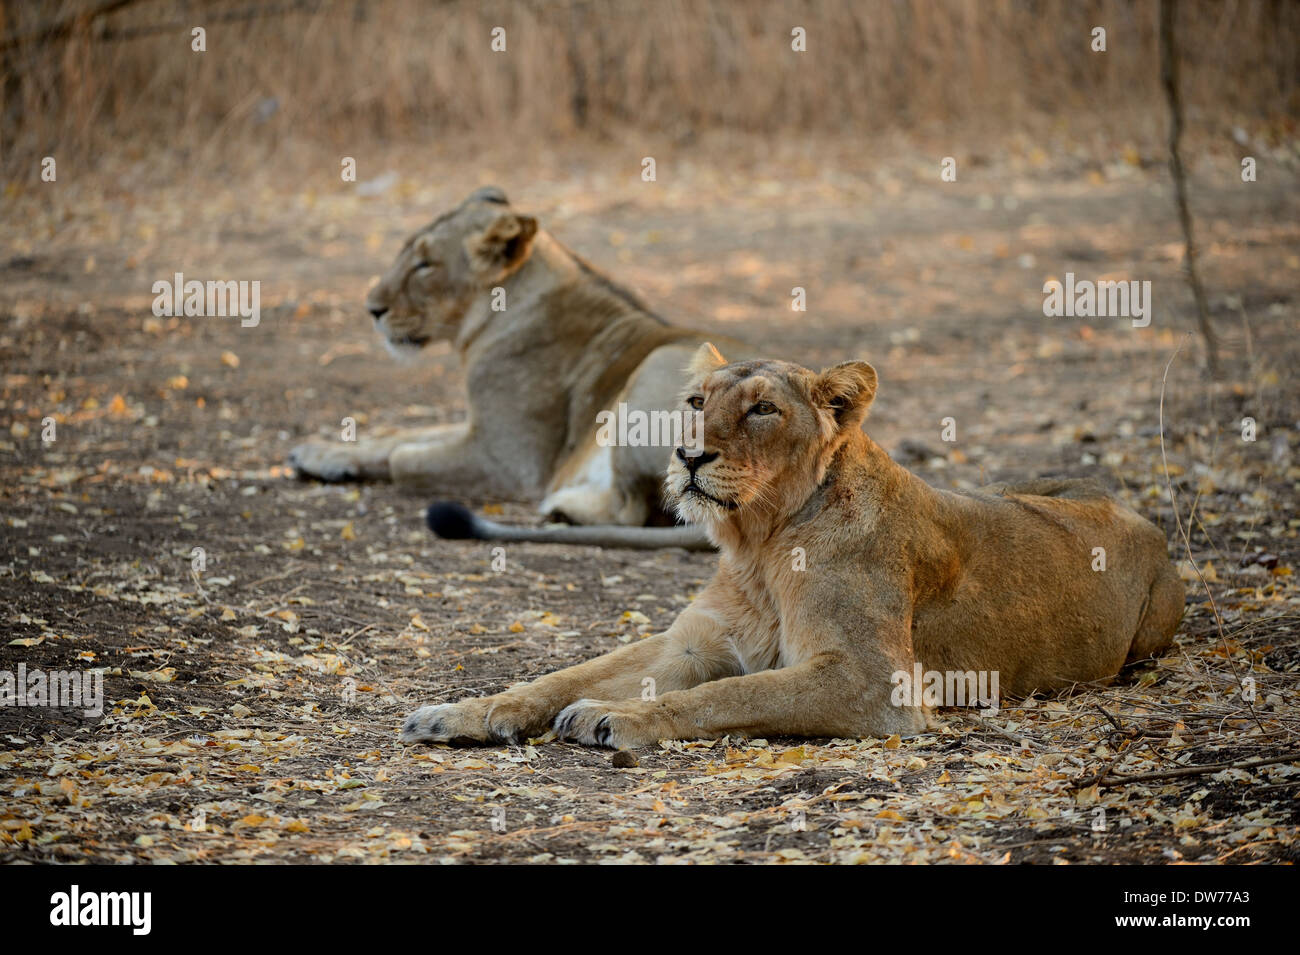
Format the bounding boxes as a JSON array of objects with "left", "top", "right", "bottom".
[{"left": 425, "top": 501, "right": 712, "bottom": 551}]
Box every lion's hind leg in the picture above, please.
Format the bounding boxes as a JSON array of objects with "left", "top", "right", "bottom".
[
  {"left": 983, "top": 476, "right": 1113, "bottom": 501},
  {"left": 539, "top": 441, "right": 650, "bottom": 526},
  {"left": 1127, "top": 566, "right": 1184, "bottom": 663}
]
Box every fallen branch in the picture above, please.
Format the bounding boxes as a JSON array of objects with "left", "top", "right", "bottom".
[
  {"left": 1073, "top": 751, "right": 1300, "bottom": 789},
  {"left": 959, "top": 712, "right": 1034, "bottom": 749}
]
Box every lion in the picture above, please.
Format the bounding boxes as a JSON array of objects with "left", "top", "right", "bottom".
[
  {"left": 290, "top": 186, "right": 748, "bottom": 537},
  {"left": 400, "top": 344, "right": 1184, "bottom": 748}
]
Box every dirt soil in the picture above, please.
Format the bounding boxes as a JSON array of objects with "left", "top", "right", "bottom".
[{"left": 1, "top": 134, "right": 1298, "bottom": 864}]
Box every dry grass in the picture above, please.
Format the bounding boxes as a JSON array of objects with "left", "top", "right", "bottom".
[{"left": 2, "top": 0, "right": 1297, "bottom": 179}]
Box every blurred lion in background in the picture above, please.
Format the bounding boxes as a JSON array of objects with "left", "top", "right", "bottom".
[{"left": 290, "top": 186, "right": 750, "bottom": 539}]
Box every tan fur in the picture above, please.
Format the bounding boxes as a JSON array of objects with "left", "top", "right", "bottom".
[
  {"left": 401, "top": 346, "right": 1184, "bottom": 747},
  {"left": 290, "top": 187, "right": 750, "bottom": 526}
]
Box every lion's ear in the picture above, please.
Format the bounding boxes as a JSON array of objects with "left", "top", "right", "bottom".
[
  {"left": 465, "top": 212, "right": 538, "bottom": 282},
  {"left": 687, "top": 342, "right": 728, "bottom": 377},
  {"left": 813, "top": 361, "right": 877, "bottom": 431},
  {"left": 467, "top": 185, "right": 508, "bottom": 205}
]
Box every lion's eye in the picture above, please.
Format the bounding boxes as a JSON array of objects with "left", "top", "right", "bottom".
[
  {"left": 749, "top": 401, "right": 778, "bottom": 416},
  {"left": 414, "top": 261, "right": 433, "bottom": 272},
  {"left": 687, "top": 396, "right": 705, "bottom": 411}
]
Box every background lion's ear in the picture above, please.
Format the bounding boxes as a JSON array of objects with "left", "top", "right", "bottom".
[
  {"left": 814, "top": 361, "right": 877, "bottom": 430},
  {"left": 467, "top": 185, "right": 508, "bottom": 205},
  {"left": 687, "top": 342, "right": 728, "bottom": 377},
  {"left": 465, "top": 212, "right": 538, "bottom": 282}
]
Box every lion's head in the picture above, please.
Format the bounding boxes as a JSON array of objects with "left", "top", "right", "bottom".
[
  {"left": 664, "top": 344, "right": 878, "bottom": 529},
  {"left": 365, "top": 186, "right": 538, "bottom": 353}
]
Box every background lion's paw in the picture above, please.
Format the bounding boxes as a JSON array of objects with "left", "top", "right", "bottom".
[{"left": 289, "top": 441, "right": 361, "bottom": 482}]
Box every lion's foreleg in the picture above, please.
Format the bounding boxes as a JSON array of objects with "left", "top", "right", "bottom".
[
  {"left": 386, "top": 432, "right": 512, "bottom": 493},
  {"left": 400, "top": 607, "right": 736, "bottom": 744},
  {"left": 555, "top": 649, "right": 924, "bottom": 748},
  {"left": 290, "top": 423, "right": 468, "bottom": 482},
  {"left": 555, "top": 587, "right": 927, "bottom": 747}
]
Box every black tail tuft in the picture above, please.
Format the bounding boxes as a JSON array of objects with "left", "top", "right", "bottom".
[{"left": 426, "top": 501, "right": 480, "bottom": 540}]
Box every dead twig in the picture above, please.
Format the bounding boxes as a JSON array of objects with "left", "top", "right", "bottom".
[
  {"left": 959, "top": 712, "right": 1035, "bottom": 750},
  {"left": 1073, "top": 751, "right": 1300, "bottom": 789},
  {"left": 1157, "top": 339, "right": 1266, "bottom": 734}
]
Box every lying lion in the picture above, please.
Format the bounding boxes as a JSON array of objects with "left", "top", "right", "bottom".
[
  {"left": 291, "top": 186, "right": 747, "bottom": 539},
  {"left": 401, "top": 345, "right": 1184, "bottom": 747}
]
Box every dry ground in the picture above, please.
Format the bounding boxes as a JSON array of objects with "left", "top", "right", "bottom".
[{"left": 1, "top": 133, "right": 1298, "bottom": 863}]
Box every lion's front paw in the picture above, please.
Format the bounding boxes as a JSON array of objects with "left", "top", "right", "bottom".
[
  {"left": 553, "top": 699, "right": 667, "bottom": 749},
  {"left": 401, "top": 695, "right": 553, "bottom": 746},
  {"left": 400, "top": 701, "right": 491, "bottom": 745},
  {"left": 289, "top": 440, "right": 365, "bottom": 482},
  {"left": 483, "top": 696, "right": 557, "bottom": 743}
]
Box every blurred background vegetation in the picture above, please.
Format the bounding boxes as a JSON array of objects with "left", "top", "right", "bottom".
[{"left": 2, "top": 0, "right": 1297, "bottom": 178}]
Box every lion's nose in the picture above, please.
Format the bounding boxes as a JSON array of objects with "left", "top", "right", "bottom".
[
  {"left": 676, "top": 447, "right": 718, "bottom": 472},
  {"left": 368, "top": 306, "right": 388, "bottom": 320}
]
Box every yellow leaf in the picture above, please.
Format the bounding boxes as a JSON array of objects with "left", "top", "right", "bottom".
[{"left": 129, "top": 667, "right": 176, "bottom": 683}]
